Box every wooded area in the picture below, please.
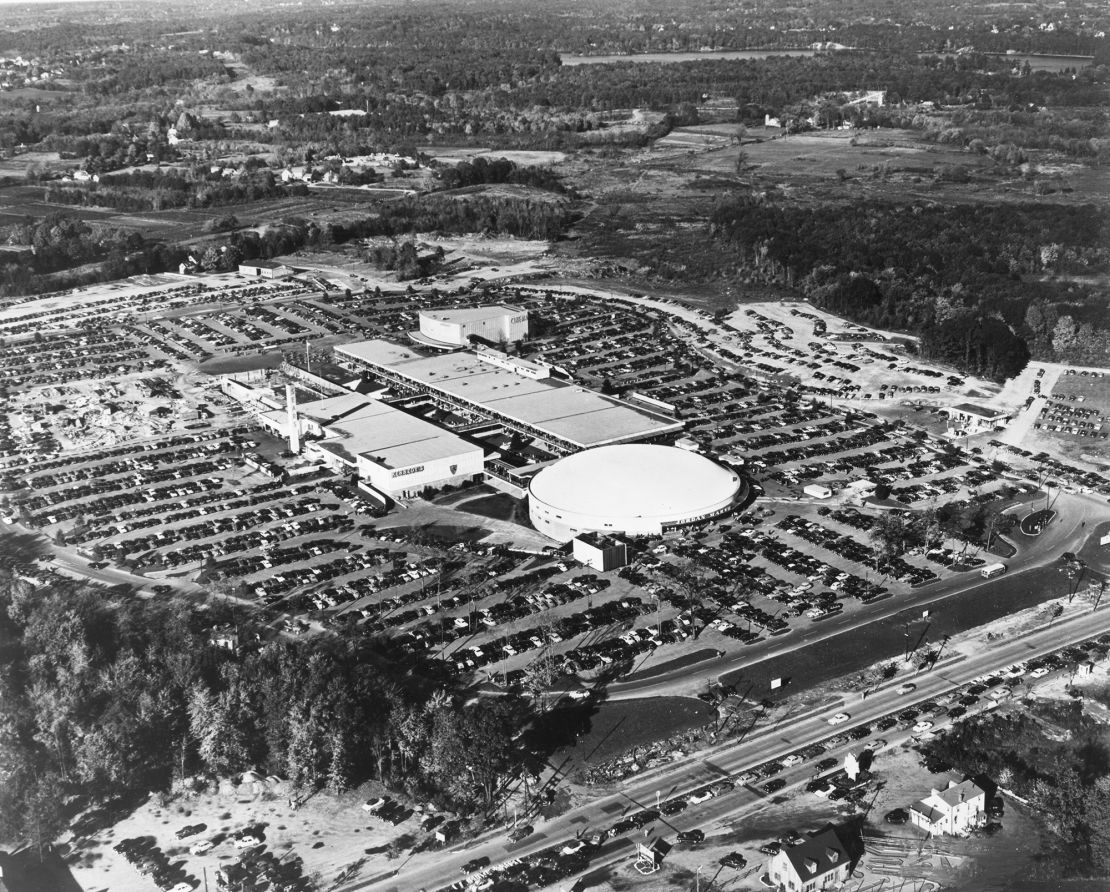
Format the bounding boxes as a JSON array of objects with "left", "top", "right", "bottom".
[{"left": 0, "top": 576, "right": 528, "bottom": 852}]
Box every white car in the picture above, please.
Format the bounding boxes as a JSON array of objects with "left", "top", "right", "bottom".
[
  {"left": 813, "top": 782, "right": 836, "bottom": 798},
  {"left": 189, "top": 840, "right": 214, "bottom": 855},
  {"left": 864, "top": 739, "right": 887, "bottom": 751},
  {"left": 688, "top": 789, "right": 715, "bottom": 804},
  {"left": 170, "top": 884, "right": 196, "bottom": 892},
  {"left": 897, "top": 683, "right": 917, "bottom": 695},
  {"left": 1030, "top": 666, "right": 1050, "bottom": 678},
  {"left": 233, "top": 834, "right": 262, "bottom": 848},
  {"left": 565, "top": 689, "right": 591, "bottom": 701},
  {"left": 1006, "top": 664, "right": 1026, "bottom": 678},
  {"left": 827, "top": 712, "right": 851, "bottom": 726},
  {"left": 560, "top": 840, "right": 588, "bottom": 856},
  {"left": 912, "top": 721, "right": 934, "bottom": 733},
  {"left": 362, "top": 797, "right": 387, "bottom": 812},
  {"left": 782, "top": 754, "right": 803, "bottom": 767}
]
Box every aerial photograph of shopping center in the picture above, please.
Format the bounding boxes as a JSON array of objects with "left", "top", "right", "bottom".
[{"left": 1, "top": 1, "right": 1109, "bottom": 892}]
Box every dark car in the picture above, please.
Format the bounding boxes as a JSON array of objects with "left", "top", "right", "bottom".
[
  {"left": 175, "top": 824, "right": 206, "bottom": 839},
  {"left": 677, "top": 829, "right": 705, "bottom": 846},
  {"left": 763, "top": 778, "right": 787, "bottom": 794},
  {"left": 760, "top": 841, "right": 782, "bottom": 855},
  {"left": 876, "top": 716, "right": 898, "bottom": 731},
  {"left": 462, "top": 856, "right": 491, "bottom": 874},
  {"left": 815, "top": 757, "right": 838, "bottom": 772},
  {"left": 661, "top": 798, "right": 689, "bottom": 816},
  {"left": 761, "top": 761, "right": 785, "bottom": 777},
  {"left": 885, "top": 808, "right": 909, "bottom": 825},
  {"left": 508, "top": 824, "right": 534, "bottom": 842},
  {"left": 848, "top": 724, "right": 872, "bottom": 741},
  {"left": 987, "top": 797, "right": 1005, "bottom": 818},
  {"left": 720, "top": 852, "right": 748, "bottom": 869}
]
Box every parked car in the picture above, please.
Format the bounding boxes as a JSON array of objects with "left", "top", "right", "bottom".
[
  {"left": 763, "top": 778, "right": 787, "bottom": 794},
  {"left": 189, "top": 840, "right": 214, "bottom": 855},
  {"left": 175, "top": 824, "right": 206, "bottom": 839},
  {"left": 885, "top": 808, "right": 909, "bottom": 825},
  {"left": 661, "top": 798, "right": 689, "bottom": 816},
  {"left": 677, "top": 829, "right": 705, "bottom": 846},
  {"left": 720, "top": 851, "right": 748, "bottom": 869},
  {"left": 462, "top": 856, "right": 491, "bottom": 874}
]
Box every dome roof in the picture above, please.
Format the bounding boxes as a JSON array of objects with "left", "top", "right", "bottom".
[{"left": 528, "top": 444, "right": 740, "bottom": 523}]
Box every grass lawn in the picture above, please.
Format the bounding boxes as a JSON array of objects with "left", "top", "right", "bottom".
[
  {"left": 622, "top": 648, "right": 721, "bottom": 683},
  {"left": 456, "top": 493, "right": 529, "bottom": 525}
]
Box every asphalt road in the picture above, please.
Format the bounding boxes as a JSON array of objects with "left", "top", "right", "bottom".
[
  {"left": 346, "top": 595, "right": 1110, "bottom": 892},
  {"left": 605, "top": 490, "right": 1105, "bottom": 703}
]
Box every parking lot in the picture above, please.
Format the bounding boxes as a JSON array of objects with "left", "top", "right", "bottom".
[{"left": 6, "top": 279, "right": 1101, "bottom": 698}]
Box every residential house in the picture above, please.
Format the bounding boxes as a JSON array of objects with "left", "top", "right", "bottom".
[
  {"left": 766, "top": 825, "right": 854, "bottom": 892},
  {"left": 909, "top": 779, "right": 986, "bottom": 835}
]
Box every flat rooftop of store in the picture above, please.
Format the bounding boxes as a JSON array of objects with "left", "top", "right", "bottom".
[
  {"left": 267, "top": 391, "right": 478, "bottom": 469},
  {"left": 334, "top": 339, "right": 683, "bottom": 448}
]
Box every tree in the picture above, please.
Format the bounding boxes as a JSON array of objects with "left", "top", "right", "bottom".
[
  {"left": 199, "top": 246, "right": 222, "bottom": 272},
  {"left": 1052, "top": 315, "right": 1079, "bottom": 358}
]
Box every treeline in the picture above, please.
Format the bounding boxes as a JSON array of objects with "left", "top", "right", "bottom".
[
  {"left": 224, "top": 51, "right": 1107, "bottom": 150},
  {"left": 68, "top": 49, "right": 230, "bottom": 95},
  {"left": 1, "top": 214, "right": 144, "bottom": 276},
  {"left": 360, "top": 192, "right": 572, "bottom": 241},
  {"left": 710, "top": 197, "right": 1108, "bottom": 378},
  {"left": 2, "top": 0, "right": 1105, "bottom": 63},
  {"left": 44, "top": 168, "right": 298, "bottom": 213},
  {"left": 924, "top": 706, "right": 1110, "bottom": 878},
  {"left": 435, "top": 157, "right": 567, "bottom": 194},
  {"left": 0, "top": 578, "right": 527, "bottom": 851}
]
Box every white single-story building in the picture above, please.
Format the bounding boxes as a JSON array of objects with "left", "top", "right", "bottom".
[{"left": 239, "top": 260, "right": 294, "bottom": 279}]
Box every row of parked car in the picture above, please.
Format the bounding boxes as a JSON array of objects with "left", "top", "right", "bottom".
[{"left": 113, "top": 836, "right": 198, "bottom": 892}]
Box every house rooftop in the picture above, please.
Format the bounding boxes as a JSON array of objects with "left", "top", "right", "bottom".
[
  {"left": 936, "top": 779, "right": 986, "bottom": 808},
  {"left": 781, "top": 826, "right": 851, "bottom": 881}
]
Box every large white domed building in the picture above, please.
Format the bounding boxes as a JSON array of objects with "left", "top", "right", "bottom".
[{"left": 528, "top": 444, "right": 744, "bottom": 542}]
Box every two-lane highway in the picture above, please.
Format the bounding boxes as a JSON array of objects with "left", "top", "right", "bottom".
[{"left": 343, "top": 595, "right": 1110, "bottom": 892}]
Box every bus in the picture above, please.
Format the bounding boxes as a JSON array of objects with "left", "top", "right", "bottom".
[{"left": 980, "top": 562, "right": 1007, "bottom": 579}]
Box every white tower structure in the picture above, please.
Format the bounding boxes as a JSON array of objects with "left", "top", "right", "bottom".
[{"left": 285, "top": 384, "right": 300, "bottom": 453}]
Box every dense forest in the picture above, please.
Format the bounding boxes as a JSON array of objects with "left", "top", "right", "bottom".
[
  {"left": 925, "top": 705, "right": 1110, "bottom": 878},
  {"left": 710, "top": 198, "right": 1110, "bottom": 377},
  {"left": 0, "top": 577, "right": 527, "bottom": 851}
]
